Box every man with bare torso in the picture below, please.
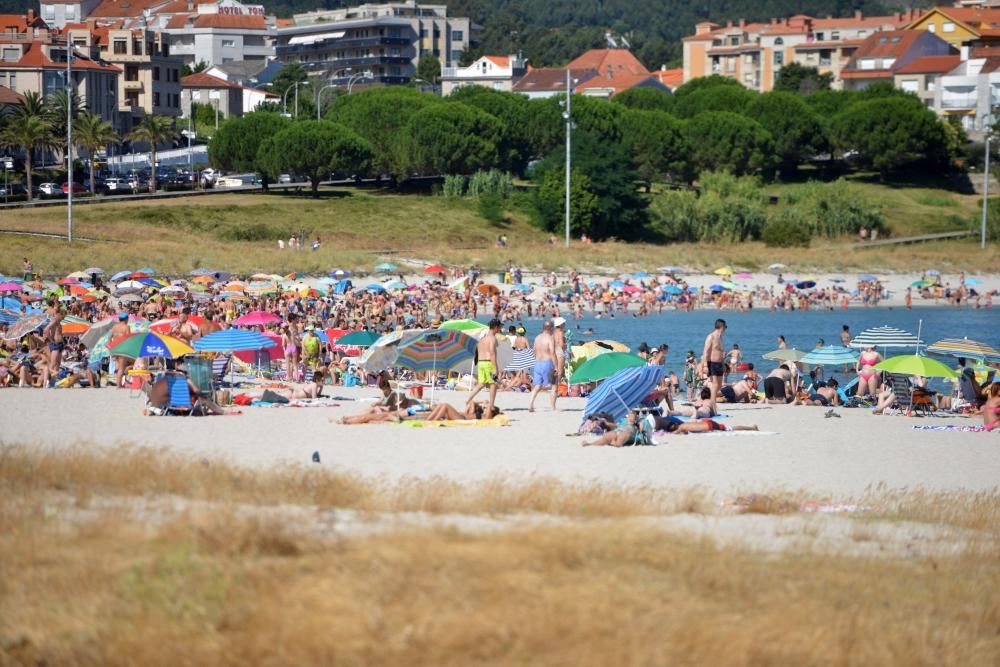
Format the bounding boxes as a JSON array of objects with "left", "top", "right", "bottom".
[
  {"left": 466, "top": 318, "right": 501, "bottom": 418},
  {"left": 110, "top": 312, "right": 133, "bottom": 387},
  {"left": 529, "top": 320, "right": 557, "bottom": 412},
  {"left": 171, "top": 307, "right": 198, "bottom": 343},
  {"left": 552, "top": 316, "right": 567, "bottom": 400},
  {"left": 700, "top": 318, "right": 726, "bottom": 409},
  {"left": 41, "top": 309, "right": 65, "bottom": 387}
]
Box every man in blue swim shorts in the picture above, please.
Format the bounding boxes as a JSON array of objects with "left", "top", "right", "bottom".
[{"left": 528, "top": 320, "right": 558, "bottom": 412}]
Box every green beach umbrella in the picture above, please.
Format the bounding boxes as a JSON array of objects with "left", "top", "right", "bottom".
[
  {"left": 875, "top": 354, "right": 957, "bottom": 378},
  {"left": 336, "top": 330, "right": 381, "bottom": 347},
  {"left": 762, "top": 348, "right": 808, "bottom": 362},
  {"left": 569, "top": 352, "right": 647, "bottom": 385},
  {"left": 439, "top": 319, "right": 487, "bottom": 333}
]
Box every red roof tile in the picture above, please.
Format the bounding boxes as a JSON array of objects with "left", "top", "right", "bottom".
[
  {"left": 164, "top": 14, "right": 191, "bottom": 29},
  {"left": 839, "top": 69, "right": 893, "bottom": 79},
  {"left": 182, "top": 71, "right": 241, "bottom": 88},
  {"left": 847, "top": 30, "right": 923, "bottom": 59},
  {"left": 894, "top": 54, "right": 960, "bottom": 74},
  {"left": 89, "top": 0, "right": 166, "bottom": 19},
  {"left": 566, "top": 49, "right": 649, "bottom": 77},
  {"left": 0, "top": 13, "right": 47, "bottom": 32},
  {"left": 483, "top": 55, "right": 509, "bottom": 67},
  {"left": 575, "top": 71, "right": 662, "bottom": 96},
  {"left": 0, "top": 42, "right": 120, "bottom": 72},
  {"left": 654, "top": 67, "right": 683, "bottom": 88},
  {"left": 0, "top": 84, "right": 23, "bottom": 105},
  {"left": 193, "top": 14, "right": 265, "bottom": 30},
  {"left": 512, "top": 68, "right": 597, "bottom": 93}
]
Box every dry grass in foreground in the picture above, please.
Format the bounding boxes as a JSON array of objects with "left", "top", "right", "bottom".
[{"left": 2, "top": 445, "right": 1000, "bottom": 666}]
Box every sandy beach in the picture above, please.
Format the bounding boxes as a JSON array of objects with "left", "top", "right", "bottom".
[{"left": 3, "top": 386, "right": 997, "bottom": 498}]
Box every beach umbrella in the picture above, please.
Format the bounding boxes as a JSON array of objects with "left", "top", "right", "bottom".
[
  {"left": 721, "top": 282, "right": 737, "bottom": 290},
  {"left": 622, "top": 285, "right": 643, "bottom": 294},
  {"left": 858, "top": 274, "right": 877, "bottom": 282},
  {"left": 65, "top": 271, "right": 90, "bottom": 280},
  {"left": 425, "top": 264, "right": 446, "bottom": 274},
  {"left": 876, "top": 354, "right": 957, "bottom": 378},
  {"left": 2, "top": 312, "right": 48, "bottom": 340},
  {"left": 88, "top": 319, "right": 150, "bottom": 360},
  {"left": 87, "top": 288, "right": 109, "bottom": 298},
  {"left": 191, "top": 275, "right": 216, "bottom": 284},
  {"left": 189, "top": 268, "right": 215, "bottom": 276},
  {"left": 925, "top": 269, "right": 941, "bottom": 276},
  {"left": 128, "top": 271, "right": 150, "bottom": 279},
  {"left": 609, "top": 280, "right": 625, "bottom": 289},
  {"left": 330, "top": 269, "right": 350, "bottom": 278},
  {"left": 194, "top": 329, "right": 277, "bottom": 352},
  {"left": 709, "top": 284, "right": 725, "bottom": 292},
  {"left": 795, "top": 280, "right": 817, "bottom": 289},
  {"left": 763, "top": 348, "right": 808, "bottom": 362},
  {"left": 440, "top": 319, "right": 487, "bottom": 333},
  {"left": 110, "top": 270, "right": 131, "bottom": 281},
  {"left": 108, "top": 332, "right": 194, "bottom": 360},
  {"left": 333, "top": 279, "right": 353, "bottom": 294},
  {"left": 83, "top": 267, "right": 105, "bottom": 275},
  {"left": 337, "top": 330, "right": 381, "bottom": 347},
  {"left": 0, "top": 282, "right": 24, "bottom": 293},
  {"left": 358, "top": 329, "right": 424, "bottom": 373},
  {"left": 965, "top": 278, "right": 982, "bottom": 287},
  {"left": 375, "top": 262, "right": 397, "bottom": 272},
  {"left": 115, "top": 280, "right": 146, "bottom": 291},
  {"left": 159, "top": 286, "right": 186, "bottom": 297},
  {"left": 926, "top": 338, "right": 1000, "bottom": 362},
  {"left": 570, "top": 352, "right": 647, "bottom": 385},
  {"left": 910, "top": 279, "right": 933, "bottom": 288},
  {"left": 578, "top": 340, "right": 630, "bottom": 359},
  {"left": 849, "top": 326, "right": 922, "bottom": 349},
  {"left": 448, "top": 276, "right": 469, "bottom": 291},
  {"left": 364, "top": 284, "right": 387, "bottom": 293},
  {"left": 551, "top": 284, "right": 574, "bottom": 294},
  {"left": 61, "top": 315, "right": 91, "bottom": 335},
  {"left": 478, "top": 283, "right": 501, "bottom": 296},
  {"left": 384, "top": 280, "right": 407, "bottom": 290},
  {"left": 137, "top": 267, "right": 156, "bottom": 276},
  {"left": 714, "top": 266, "right": 733, "bottom": 276},
  {"left": 657, "top": 266, "right": 683, "bottom": 273},
  {"left": 583, "top": 365, "right": 665, "bottom": 422},
  {"left": 138, "top": 278, "right": 163, "bottom": 288},
  {"left": 116, "top": 293, "right": 143, "bottom": 304},
  {"left": 233, "top": 310, "right": 283, "bottom": 327},
  {"left": 800, "top": 346, "right": 860, "bottom": 366},
  {"left": 767, "top": 263, "right": 785, "bottom": 271},
  {"left": 829, "top": 277, "right": 846, "bottom": 283},
  {"left": 395, "top": 329, "right": 477, "bottom": 374},
  {"left": 633, "top": 271, "right": 649, "bottom": 278},
  {"left": 661, "top": 285, "right": 683, "bottom": 295},
  {"left": 506, "top": 348, "right": 536, "bottom": 372},
  {"left": 512, "top": 284, "right": 532, "bottom": 292},
  {"left": 148, "top": 314, "right": 206, "bottom": 334}
]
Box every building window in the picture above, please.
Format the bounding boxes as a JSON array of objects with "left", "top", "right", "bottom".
[
  {"left": 153, "top": 66, "right": 160, "bottom": 81},
  {"left": 774, "top": 51, "right": 784, "bottom": 66},
  {"left": 2, "top": 47, "right": 19, "bottom": 62},
  {"left": 162, "top": 43, "right": 169, "bottom": 57},
  {"left": 883, "top": 57, "right": 895, "bottom": 69},
  {"left": 222, "top": 39, "right": 235, "bottom": 48},
  {"left": 125, "top": 65, "right": 138, "bottom": 81},
  {"left": 900, "top": 79, "right": 919, "bottom": 93},
  {"left": 7, "top": 73, "right": 14, "bottom": 91},
  {"left": 774, "top": 37, "right": 783, "bottom": 46},
  {"left": 927, "top": 76, "right": 936, "bottom": 91},
  {"left": 927, "top": 24, "right": 936, "bottom": 33},
  {"left": 153, "top": 92, "right": 160, "bottom": 106},
  {"left": 43, "top": 4, "right": 54, "bottom": 18},
  {"left": 113, "top": 40, "right": 127, "bottom": 54},
  {"left": 859, "top": 58, "right": 875, "bottom": 70},
  {"left": 729, "top": 36, "right": 739, "bottom": 46},
  {"left": 943, "top": 22, "right": 955, "bottom": 33},
  {"left": 452, "top": 30, "right": 463, "bottom": 41}
]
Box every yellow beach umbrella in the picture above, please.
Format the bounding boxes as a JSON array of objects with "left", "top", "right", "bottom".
[{"left": 714, "top": 266, "right": 733, "bottom": 276}]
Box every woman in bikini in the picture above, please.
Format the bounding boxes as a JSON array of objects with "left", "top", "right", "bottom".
[
  {"left": 983, "top": 383, "right": 1000, "bottom": 432},
  {"left": 855, "top": 345, "right": 882, "bottom": 398},
  {"left": 282, "top": 318, "right": 300, "bottom": 382}
]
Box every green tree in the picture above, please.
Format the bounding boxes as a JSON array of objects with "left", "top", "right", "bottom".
[
  {"left": 534, "top": 166, "right": 599, "bottom": 238},
  {"left": 208, "top": 111, "right": 290, "bottom": 190},
  {"left": 326, "top": 86, "right": 439, "bottom": 176},
  {"left": 47, "top": 90, "right": 84, "bottom": 149},
  {"left": 126, "top": 114, "right": 179, "bottom": 192},
  {"left": 803, "top": 89, "right": 858, "bottom": 117},
  {"left": 562, "top": 94, "right": 624, "bottom": 144},
  {"left": 684, "top": 111, "right": 774, "bottom": 176},
  {"left": 670, "top": 74, "right": 743, "bottom": 102},
  {"left": 744, "top": 91, "right": 826, "bottom": 175},
  {"left": 257, "top": 120, "right": 372, "bottom": 197},
  {"left": 268, "top": 63, "right": 309, "bottom": 102},
  {"left": 402, "top": 103, "right": 502, "bottom": 177},
  {"left": 619, "top": 108, "right": 691, "bottom": 188},
  {"left": 672, "top": 83, "right": 756, "bottom": 118},
  {"left": 182, "top": 60, "right": 209, "bottom": 76},
  {"left": 450, "top": 86, "right": 532, "bottom": 174},
  {"left": 0, "top": 92, "right": 54, "bottom": 200},
  {"left": 72, "top": 112, "right": 120, "bottom": 195},
  {"left": 773, "top": 63, "right": 833, "bottom": 95},
  {"left": 415, "top": 54, "right": 442, "bottom": 85},
  {"left": 830, "top": 96, "right": 949, "bottom": 180},
  {"left": 522, "top": 98, "right": 564, "bottom": 159},
  {"left": 612, "top": 87, "right": 674, "bottom": 113}
]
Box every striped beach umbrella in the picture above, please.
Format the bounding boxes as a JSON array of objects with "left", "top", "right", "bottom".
[
  {"left": 358, "top": 330, "right": 423, "bottom": 373},
  {"left": 926, "top": 338, "right": 1000, "bottom": 362},
  {"left": 194, "top": 329, "right": 277, "bottom": 352},
  {"left": 2, "top": 312, "right": 48, "bottom": 341},
  {"left": 505, "top": 348, "right": 536, "bottom": 372},
  {"left": 800, "top": 346, "right": 860, "bottom": 366},
  {"left": 849, "top": 326, "right": 922, "bottom": 349},
  {"left": 89, "top": 319, "right": 150, "bottom": 361},
  {"left": 584, "top": 365, "right": 665, "bottom": 422},
  {"left": 108, "top": 332, "right": 194, "bottom": 360},
  {"left": 395, "top": 329, "right": 477, "bottom": 374}
]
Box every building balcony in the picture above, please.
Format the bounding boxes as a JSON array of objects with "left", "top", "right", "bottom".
[
  {"left": 941, "top": 96, "right": 978, "bottom": 109},
  {"left": 123, "top": 80, "right": 143, "bottom": 91},
  {"left": 327, "top": 74, "right": 410, "bottom": 85},
  {"left": 277, "top": 36, "right": 410, "bottom": 55},
  {"left": 299, "top": 55, "right": 412, "bottom": 70}
]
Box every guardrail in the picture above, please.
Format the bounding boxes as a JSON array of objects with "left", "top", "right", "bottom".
[{"left": 848, "top": 230, "right": 975, "bottom": 248}]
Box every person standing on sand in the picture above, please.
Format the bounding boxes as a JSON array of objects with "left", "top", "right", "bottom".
[
  {"left": 109, "top": 312, "right": 132, "bottom": 387},
  {"left": 553, "top": 316, "right": 567, "bottom": 399},
  {"left": 700, "top": 319, "right": 726, "bottom": 409},
  {"left": 466, "top": 318, "right": 501, "bottom": 417},
  {"left": 528, "top": 320, "right": 557, "bottom": 412}
]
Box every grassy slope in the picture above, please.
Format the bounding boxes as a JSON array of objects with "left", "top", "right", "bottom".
[{"left": 0, "top": 182, "right": 996, "bottom": 276}]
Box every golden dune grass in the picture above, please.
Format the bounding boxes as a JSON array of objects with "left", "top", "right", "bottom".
[{"left": 2, "top": 445, "right": 999, "bottom": 666}]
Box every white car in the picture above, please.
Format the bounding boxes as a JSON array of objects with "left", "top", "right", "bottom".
[
  {"left": 39, "top": 182, "right": 62, "bottom": 198},
  {"left": 103, "top": 177, "right": 132, "bottom": 193},
  {"left": 278, "top": 174, "right": 293, "bottom": 183}
]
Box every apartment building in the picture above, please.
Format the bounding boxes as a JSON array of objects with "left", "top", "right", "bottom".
[
  {"left": 839, "top": 30, "right": 956, "bottom": 90},
  {"left": 275, "top": 1, "right": 470, "bottom": 85},
  {"left": 0, "top": 12, "right": 120, "bottom": 126},
  {"left": 64, "top": 22, "right": 182, "bottom": 130},
  {"left": 682, "top": 10, "right": 923, "bottom": 91},
  {"left": 511, "top": 50, "right": 669, "bottom": 99},
  {"left": 440, "top": 54, "right": 527, "bottom": 95},
  {"left": 907, "top": 6, "right": 1000, "bottom": 49}
]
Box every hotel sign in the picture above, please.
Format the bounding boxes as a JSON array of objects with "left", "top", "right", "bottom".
[{"left": 208, "top": 0, "right": 266, "bottom": 16}]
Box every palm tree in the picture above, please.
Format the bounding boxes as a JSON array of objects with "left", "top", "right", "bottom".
[
  {"left": 126, "top": 114, "right": 178, "bottom": 193},
  {"left": 0, "top": 92, "right": 55, "bottom": 200},
  {"left": 74, "top": 112, "right": 120, "bottom": 195}
]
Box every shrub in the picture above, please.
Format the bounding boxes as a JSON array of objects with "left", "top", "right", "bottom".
[
  {"left": 218, "top": 223, "right": 285, "bottom": 242},
  {"left": 477, "top": 193, "right": 505, "bottom": 226},
  {"left": 762, "top": 211, "right": 812, "bottom": 247},
  {"left": 647, "top": 189, "right": 699, "bottom": 242},
  {"left": 467, "top": 169, "right": 513, "bottom": 198},
  {"left": 780, "top": 179, "right": 885, "bottom": 237},
  {"left": 442, "top": 174, "right": 466, "bottom": 198}
]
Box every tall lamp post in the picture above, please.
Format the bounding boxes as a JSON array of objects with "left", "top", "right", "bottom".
[
  {"left": 347, "top": 70, "right": 372, "bottom": 95},
  {"left": 562, "top": 69, "right": 573, "bottom": 248},
  {"left": 282, "top": 81, "right": 303, "bottom": 117},
  {"left": 66, "top": 41, "right": 74, "bottom": 243},
  {"left": 315, "top": 82, "right": 337, "bottom": 120},
  {"left": 983, "top": 133, "right": 990, "bottom": 250}
]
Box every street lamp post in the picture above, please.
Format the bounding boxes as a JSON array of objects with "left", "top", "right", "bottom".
[
  {"left": 563, "top": 68, "right": 572, "bottom": 248},
  {"left": 182, "top": 119, "right": 196, "bottom": 191},
  {"left": 282, "top": 81, "right": 303, "bottom": 117},
  {"left": 315, "top": 83, "right": 338, "bottom": 120},
  {"left": 983, "top": 134, "right": 990, "bottom": 249},
  {"left": 347, "top": 71, "right": 371, "bottom": 94},
  {"left": 66, "top": 41, "right": 74, "bottom": 243}
]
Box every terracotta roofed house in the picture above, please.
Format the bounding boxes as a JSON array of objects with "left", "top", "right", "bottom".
[
  {"left": 839, "top": 29, "right": 956, "bottom": 90},
  {"left": 893, "top": 54, "right": 962, "bottom": 108},
  {"left": 907, "top": 6, "right": 1000, "bottom": 49},
  {"left": 181, "top": 70, "right": 242, "bottom": 119}
]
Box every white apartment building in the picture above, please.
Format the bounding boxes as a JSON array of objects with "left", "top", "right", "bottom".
[{"left": 440, "top": 54, "right": 527, "bottom": 95}]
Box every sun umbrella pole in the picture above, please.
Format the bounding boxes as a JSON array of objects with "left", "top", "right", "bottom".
[
  {"left": 915, "top": 319, "right": 923, "bottom": 355},
  {"left": 612, "top": 387, "right": 632, "bottom": 416}
]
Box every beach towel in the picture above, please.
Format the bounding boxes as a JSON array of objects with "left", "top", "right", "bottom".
[
  {"left": 400, "top": 414, "right": 511, "bottom": 428},
  {"left": 652, "top": 430, "right": 777, "bottom": 443},
  {"left": 911, "top": 424, "right": 990, "bottom": 432}
]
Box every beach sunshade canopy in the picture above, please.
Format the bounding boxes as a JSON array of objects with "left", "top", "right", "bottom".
[
  {"left": 633, "top": 271, "right": 649, "bottom": 278},
  {"left": 194, "top": 329, "right": 277, "bottom": 352},
  {"left": 83, "top": 267, "right": 105, "bottom": 275},
  {"left": 61, "top": 315, "right": 91, "bottom": 335},
  {"left": 108, "top": 332, "right": 194, "bottom": 360},
  {"left": 926, "top": 338, "right": 1000, "bottom": 362},
  {"left": 876, "top": 354, "right": 957, "bottom": 378},
  {"left": 148, "top": 315, "right": 206, "bottom": 334},
  {"left": 767, "top": 263, "right": 786, "bottom": 270},
  {"left": 713, "top": 266, "right": 733, "bottom": 276},
  {"left": 425, "top": 265, "right": 445, "bottom": 274},
  {"left": 384, "top": 280, "right": 407, "bottom": 290},
  {"left": 478, "top": 283, "right": 500, "bottom": 296},
  {"left": 734, "top": 272, "right": 753, "bottom": 279},
  {"left": 512, "top": 284, "right": 532, "bottom": 292},
  {"left": 448, "top": 276, "right": 469, "bottom": 291},
  {"left": 89, "top": 319, "right": 150, "bottom": 360},
  {"left": 365, "top": 284, "right": 387, "bottom": 293},
  {"left": 233, "top": 310, "right": 283, "bottom": 327},
  {"left": 395, "top": 329, "right": 477, "bottom": 373},
  {"left": 795, "top": 280, "right": 817, "bottom": 289},
  {"left": 330, "top": 269, "right": 350, "bottom": 277},
  {"left": 0, "top": 282, "right": 24, "bottom": 293},
  {"left": 551, "top": 284, "right": 574, "bottom": 294},
  {"left": 570, "top": 352, "right": 647, "bottom": 385},
  {"left": 110, "top": 270, "right": 131, "bottom": 281},
  {"left": 505, "top": 348, "right": 536, "bottom": 372},
  {"left": 763, "top": 348, "right": 808, "bottom": 362},
  {"left": 375, "top": 263, "right": 397, "bottom": 272},
  {"left": 800, "top": 346, "right": 860, "bottom": 366},
  {"left": 584, "top": 365, "right": 665, "bottom": 422},
  {"left": 3, "top": 312, "right": 48, "bottom": 340},
  {"left": 858, "top": 274, "right": 877, "bottom": 282},
  {"left": 336, "top": 330, "right": 381, "bottom": 347},
  {"left": 925, "top": 269, "right": 940, "bottom": 276},
  {"left": 657, "top": 266, "right": 683, "bottom": 273},
  {"left": 910, "top": 279, "right": 934, "bottom": 288},
  {"left": 661, "top": 285, "right": 683, "bottom": 295},
  {"left": 849, "top": 326, "right": 922, "bottom": 349},
  {"left": 440, "top": 319, "right": 487, "bottom": 333},
  {"left": 965, "top": 278, "right": 982, "bottom": 286},
  {"left": 358, "top": 330, "right": 424, "bottom": 373}
]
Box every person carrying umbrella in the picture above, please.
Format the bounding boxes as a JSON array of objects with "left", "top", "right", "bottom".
[{"left": 466, "top": 318, "right": 501, "bottom": 418}]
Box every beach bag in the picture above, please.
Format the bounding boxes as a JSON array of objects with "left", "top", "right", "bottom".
[
  {"left": 261, "top": 389, "right": 289, "bottom": 404},
  {"left": 232, "top": 393, "right": 253, "bottom": 406}
]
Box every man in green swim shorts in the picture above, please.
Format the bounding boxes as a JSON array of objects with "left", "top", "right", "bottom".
[{"left": 466, "top": 318, "right": 501, "bottom": 418}]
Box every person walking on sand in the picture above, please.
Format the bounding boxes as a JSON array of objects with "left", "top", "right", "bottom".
[
  {"left": 528, "top": 320, "right": 557, "bottom": 412},
  {"left": 466, "top": 318, "right": 501, "bottom": 417},
  {"left": 553, "top": 316, "right": 567, "bottom": 401},
  {"left": 700, "top": 318, "right": 726, "bottom": 409}
]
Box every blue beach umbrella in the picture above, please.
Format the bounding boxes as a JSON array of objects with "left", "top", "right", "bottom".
[
  {"left": 800, "top": 346, "right": 860, "bottom": 366},
  {"left": 137, "top": 267, "right": 156, "bottom": 275},
  {"left": 709, "top": 284, "right": 725, "bottom": 292},
  {"left": 661, "top": 285, "right": 683, "bottom": 295},
  {"left": 512, "top": 284, "right": 532, "bottom": 292},
  {"left": 858, "top": 274, "right": 877, "bottom": 282},
  {"left": 583, "top": 365, "right": 665, "bottom": 422},
  {"left": 110, "top": 270, "right": 132, "bottom": 281},
  {"left": 375, "top": 263, "right": 397, "bottom": 272},
  {"left": 194, "top": 329, "right": 277, "bottom": 352},
  {"left": 965, "top": 278, "right": 982, "bottom": 287},
  {"left": 365, "top": 284, "right": 387, "bottom": 293},
  {"left": 795, "top": 280, "right": 817, "bottom": 289},
  {"left": 633, "top": 271, "right": 649, "bottom": 278},
  {"left": 610, "top": 280, "right": 625, "bottom": 288}
]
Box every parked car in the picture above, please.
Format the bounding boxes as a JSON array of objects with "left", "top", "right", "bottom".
[
  {"left": 103, "top": 177, "right": 132, "bottom": 193},
  {"left": 61, "top": 182, "right": 86, "bottom": 194},
  {"left": 278, "top": 173, "right": 293, "bottom": 184},
  {"left": 4, "top": 183, "right": 39, "bottom": 198},
  {"left": 39, "top": 182, "right": 63, "bottom": 198}
]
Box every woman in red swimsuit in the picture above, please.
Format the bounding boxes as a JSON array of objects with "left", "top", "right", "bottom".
[{"left": 855, "top": 345, "right": 882, "bottom": 398}]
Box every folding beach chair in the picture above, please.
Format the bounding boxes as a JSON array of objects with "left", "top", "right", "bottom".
[
  {"left": 885, "top": 373, "right": 934, "bottom": 416},
  {"left": 212, "top": 354, "right": 232, "bottom": 385},
  {"left": 185, "top": 356, "right": 214, "bottom": 396}
]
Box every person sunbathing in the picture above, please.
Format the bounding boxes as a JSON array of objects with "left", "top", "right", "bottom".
[
  {"left": 582, "top": 411, "right": 640, "bottom": 447},
  {"left": 424, "top": 401, "right": 500, "bottom": 421},
  {"left": 667, "top": 388, "right": 718, "bottom": 419},
  {"left": 662, "top": 419, "right": 759, "bottom": 434},
  {"left": 717, "top": 377, "right": 757, "bottom": 403},
  {"left": 794, "top": 379, "right": 841, "bottom": 407}
]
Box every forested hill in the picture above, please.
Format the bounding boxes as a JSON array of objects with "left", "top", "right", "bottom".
[
  {"left": 1, "top": 0, "right": 899, "bottom": 68},
  {"left": 263, "top": 0, "right": 898, "bottom": 68}
]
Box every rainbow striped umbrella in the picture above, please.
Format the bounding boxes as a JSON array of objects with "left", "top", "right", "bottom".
[
  {"left": 89, "top": 319, "right": 150, "bottom": 361},
  {"left": 926, "top": 338, "right": 1000, "bottom": 362},
  {"left": 108, "top": 332, "right": 194, "bottom": 359},
  {"left": 394, "top": 328, "right": 477, "bottom": 374}
]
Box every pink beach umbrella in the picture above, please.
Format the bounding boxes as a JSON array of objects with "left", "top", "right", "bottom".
[
  {"left": 0, "top": 282, "right": 24, "bottom": 292},
  {"left": 233, "top": 310, "right": 283, "bottom": 327},
  {"left": 734, "top": 272, "right": 753, "bottom": 279}
]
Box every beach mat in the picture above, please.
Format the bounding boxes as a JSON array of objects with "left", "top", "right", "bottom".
[
  {"left": 400, "top": 415, "right": 511, "bottom": 428},
  {"left": 911, "top": 424, "right": 991, "bottom": 432}
]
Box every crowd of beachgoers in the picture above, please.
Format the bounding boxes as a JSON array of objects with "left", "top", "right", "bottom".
[{"left": 1, "top": 258, "right": 997, "bottom": 436}]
